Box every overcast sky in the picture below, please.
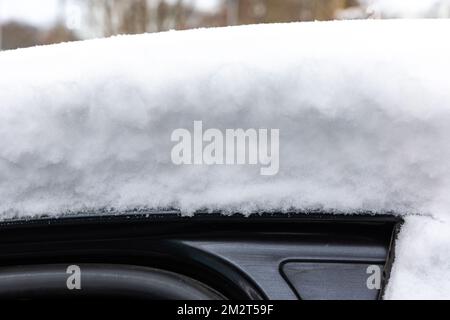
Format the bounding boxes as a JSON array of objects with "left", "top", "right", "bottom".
[{"left": 0, "top": 0, "right": 221, "bottom": 27}]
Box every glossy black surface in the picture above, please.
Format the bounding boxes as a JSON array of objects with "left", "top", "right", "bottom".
[
  {"left": 0, "top": 213, "right": 401, "bottom": 300},
  {"left": 0, "top": 264, "right": 225, "bottom": 300}
]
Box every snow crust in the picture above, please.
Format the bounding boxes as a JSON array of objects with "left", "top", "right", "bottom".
[{"left": 0, "top": 20, "right": 449, "bottom": 299}]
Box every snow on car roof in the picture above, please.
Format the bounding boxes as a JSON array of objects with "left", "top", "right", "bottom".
[
  {"left": 0, "top": 19, "right": 449, "bottom": 219},
  {"left": 0, "top": 20, "right": 449, "bottom": 298}
]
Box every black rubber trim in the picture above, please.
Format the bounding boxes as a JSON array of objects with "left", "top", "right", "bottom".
[{"left": 0, "top": 211, "right": 402, "bottom": 228}]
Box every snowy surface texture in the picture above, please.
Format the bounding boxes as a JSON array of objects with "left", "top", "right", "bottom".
[
  {"left": 0, "top": 20, "right": 449, "bottom": 299},
  {"left": 385, "top": 216, "right": 450, "bottom": 299}
]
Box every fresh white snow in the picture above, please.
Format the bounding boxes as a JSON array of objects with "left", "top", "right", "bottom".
[
  {"left": 384, "top": 215, "right": 450, "bottom": 299},
  {"left": 0, "top": 20, "right": 449, "bottom": 299}
]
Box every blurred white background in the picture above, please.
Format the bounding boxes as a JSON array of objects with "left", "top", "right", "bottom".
[{"left": 1, "top": 0, "right": 449, "bottom": 50}]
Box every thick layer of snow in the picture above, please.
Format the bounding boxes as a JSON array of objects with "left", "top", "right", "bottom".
[
  {"left": 0, "top": 20, "right": 449, "bottom": 299},
  {"left": 385, "top": 216, "right": 450, "bottom": 299}
]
